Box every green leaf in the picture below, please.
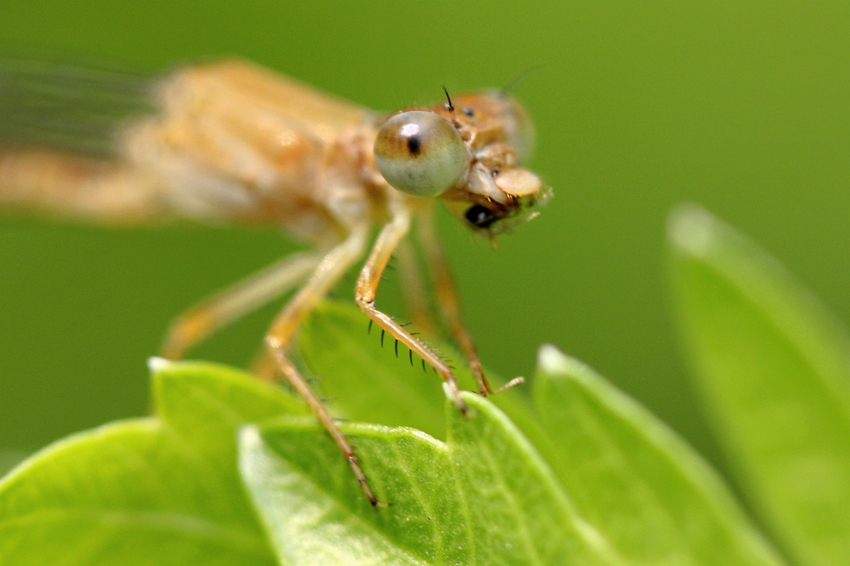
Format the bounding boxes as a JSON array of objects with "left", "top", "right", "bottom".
[
  {"left": 530, "top": 346, "right": 783, "bottom": 565},
  {"left": 668, "top": 205, "right": 850, "bottom": 565},
  {"left": 0, "top": 419, "right": 273, "bottom": 564},
  {"left": 238, "top": 393, "right": 616, "bottom": 566},
  {"left": 260, "top": 303, "right": 782, "bottom": 565},
  {"left": 0, "top": 360, "right": 304, "bottom": 565}
]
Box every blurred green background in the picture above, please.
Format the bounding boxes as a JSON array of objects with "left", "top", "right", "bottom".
[{"left": 1, "top": 0, "right": 849, "bottom": 476}]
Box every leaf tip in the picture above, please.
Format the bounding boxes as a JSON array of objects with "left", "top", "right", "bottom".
[
  {"left": 146, "top": 356, "right": 173, "bottom": 374},
  {"left": 538, "top": 343, "right": 566, "bottom": 371},
  {"left": 667, "top": 203, "right": 719, "bottom": 257},
  {"left": 537, "top": 345, "right": 603, "bottom": 392},
  {"left": 537, "top": 343, "right": 588, "bottom": 376},
  {"left": 237, "top": 424, "right": 263, "bottom": 456},
  {"left": 442, "top": 382, "right": 469, "bottom": 413}
]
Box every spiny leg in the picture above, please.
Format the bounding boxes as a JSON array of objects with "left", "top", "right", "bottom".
[
  {"left": 263, "top": 227, "right": 386, "bottom": 506},
  {"left": 161, "top": 251, "right": 322, "bottom": 360},
  {"left": 355, "top": 203, "right": 467, "bottom": 412},
  {"left": 417, "top": 203, "right": 522, "bottom": 396}
]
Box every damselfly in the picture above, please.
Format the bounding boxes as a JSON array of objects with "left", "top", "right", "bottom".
[{"left": 0, "top": 56, "right": 549, "bottom": 505}]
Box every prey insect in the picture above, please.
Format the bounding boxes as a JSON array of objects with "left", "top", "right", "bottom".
[{"left": 0, "top": 57, "right": 550, "bottom": 506}]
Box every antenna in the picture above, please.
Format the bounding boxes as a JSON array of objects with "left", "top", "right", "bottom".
[
  {"left": 442, "top": 85, "right": 459, "bottom": 126},
  {"left": 500, "top": 64, "right": 545, "bottom": 96}
]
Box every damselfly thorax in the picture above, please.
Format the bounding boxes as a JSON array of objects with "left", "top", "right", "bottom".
[{"left": 0, "top": 57, "right": 550, "bottom": 505}]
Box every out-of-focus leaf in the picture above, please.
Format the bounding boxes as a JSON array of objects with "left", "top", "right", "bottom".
[
  {"left": 530, "top": 345, "right": 783, "bottom": 565},
  {"left": 669, "top": 205, "right": 850, "bottom": 565}
]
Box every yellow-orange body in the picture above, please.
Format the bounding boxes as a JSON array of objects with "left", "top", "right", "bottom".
[{"left": 1, "top": 61, "right": 379, "bottom": 240}]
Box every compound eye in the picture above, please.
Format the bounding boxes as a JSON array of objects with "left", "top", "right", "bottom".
[{"left": 374, "top": 111, "right": 465, "bottom": 198}]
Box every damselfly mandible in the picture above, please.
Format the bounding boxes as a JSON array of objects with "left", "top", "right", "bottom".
[{"left": 0, "top": 57, "right": 550, "bottom": 505}]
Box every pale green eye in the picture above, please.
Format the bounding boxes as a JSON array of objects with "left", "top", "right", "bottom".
[{"left": 374, "top": 111, "right": 465, "bottom": 198}]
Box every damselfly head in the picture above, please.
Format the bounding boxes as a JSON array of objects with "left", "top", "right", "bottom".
[
  {"left": 373, "top": 90, "right": 550, "bottom": 236},
  {"left": 436, "top": 90, "right": 549, "bottom": 236}
]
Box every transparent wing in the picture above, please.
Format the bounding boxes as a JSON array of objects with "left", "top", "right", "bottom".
[
  {"left": 0, "top": 52, "right": 167, "bottom": 222},
  {"left": 0, "top": 51, "right": 157, "bottom": 155}
]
